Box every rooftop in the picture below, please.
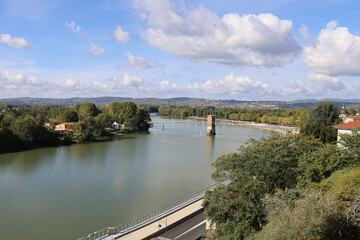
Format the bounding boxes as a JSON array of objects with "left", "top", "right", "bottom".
[{"left": 334, "top": 120, "right": 360, "bottom": 129}]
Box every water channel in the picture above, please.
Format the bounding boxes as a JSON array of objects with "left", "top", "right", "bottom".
[{"left": 0, "top": 116, "right": 270, "bottom": 240}]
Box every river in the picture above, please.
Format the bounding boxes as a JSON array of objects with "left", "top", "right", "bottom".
[{"left": 0, "top": 116, "right": 270, "bottom": 240}]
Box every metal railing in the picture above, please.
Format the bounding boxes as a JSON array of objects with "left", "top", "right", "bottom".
[{"left": 77, "top": 183, "right": 221, "bottom": 240}]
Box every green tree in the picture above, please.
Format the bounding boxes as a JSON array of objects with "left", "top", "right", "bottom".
[
  {"left": 297, "top": 144, "right": 346, "bottom": 185},
  {"left": 76, "top": 103, "right": 99, "bottom": 119},
  {"left": 204, "top": 134, "right": 322, "bottom": 239},
  {"left": 108, "top": 102, "right": 137, "bottom": 123},
  {"left": 57, "top": 109, "right": 78, "bottom": 122},
  {"left": 301, "top": 102, "right": 340, "bottom": 143},
  {"left": 10, "top": 118, "right": 59, "bottom": 147},
  {"left": 72, "top": 117, "right": 111, "bottom": 142},
  {"left": 339, "top": 128, "right": 360, "bottom": 162},
  {"left": 0, "top": 127, "right": 22, "bottom": 153}
]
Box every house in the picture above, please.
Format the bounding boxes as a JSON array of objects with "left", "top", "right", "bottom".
[
  {"left": 44, "top": 118, "right": 58, "bottom": 127},
  {"left": 333, "top": 120, "right": 360, "bottom": 143},
  {"left": 111, "top": 121, "right": 120, "bottom": 130},
  {"left": 343, "top": 115, "right": 360, "bottom": 123},
  {"left": 339, "top": 105, "right": 360, "bottom": 123},
  {"left": 55, "top": 122, "right": 75, "bottom": 134}
]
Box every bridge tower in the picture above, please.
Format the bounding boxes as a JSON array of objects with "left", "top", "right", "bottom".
[{"left": 206, "top": 115, "right": 216, "bottom": 135}]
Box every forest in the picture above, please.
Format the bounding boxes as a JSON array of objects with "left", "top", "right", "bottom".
[{"left": 0, "top": 102, "right": 152, "bottom": 153}]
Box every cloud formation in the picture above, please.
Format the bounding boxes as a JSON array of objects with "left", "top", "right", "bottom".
[
  {"left": 0, "top": 70, "right": 41, "bottom": 89},
  {"left": 114, "top": 25, "right": 130, "bottom": 43},
  {"left": 0, "top": 34, "right": 33, "bottom": 49},
  {"left": 133, "top": 0, "right": 300, "bottom": 67},
  {"left": 125, "top": 52, "right": 161, "bottom": 70},
  {"left": 304, "top": 21, "right": 360, "bottom": 76},
  {"left": 307, "top": 72, "right": 345, "bottom": 91},
  {"left": 65, "top": 21, "right": 88, "bottom": 36},
  {"left": 89, "top": 43, "right": 108, "bottom": 55}
]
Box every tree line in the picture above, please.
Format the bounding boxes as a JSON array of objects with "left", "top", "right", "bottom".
[{"left": 0, "top": 101, "right": 152, "bottom": 153}]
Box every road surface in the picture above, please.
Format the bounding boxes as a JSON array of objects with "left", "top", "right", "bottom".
[{"left": 150, "top": 210, "right": 206, "bottom": 240}]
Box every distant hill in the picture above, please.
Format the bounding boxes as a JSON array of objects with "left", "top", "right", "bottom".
[{"left": 0, "top": 97, "right": 360, "bottom": 109}]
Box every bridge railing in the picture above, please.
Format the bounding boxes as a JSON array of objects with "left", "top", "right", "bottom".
[{"left": 77, "top": 183, "right": 222, "bottom": 240}]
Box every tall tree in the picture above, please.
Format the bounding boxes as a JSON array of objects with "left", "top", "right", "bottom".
[
  {"left": 301, "top": 102, "right": 340, "bottom": 143},
  {"left": 108, "top": 102, "right": 137, "bottom": 123},
  {"left": 76, "top": 103, "right": 99, "bottom": 119}
]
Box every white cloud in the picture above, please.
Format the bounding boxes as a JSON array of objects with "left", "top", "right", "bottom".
[
  {"left": 125, "top": 52, "right": 161, "bottom": 70},
  {"left": 114, "top": 25, "right": 130, "bottom": 43},
  {"left": 133, "top": 0, "right": 300, "bottom": 67},
  {"left": 189, "top": 74, "right": 272, "bottom": 95},
  {"left": 307, "top": 72, "right": 345, "bottom": 91},
  {"left": 102, "top": 73, "right": 144, "bottom": 89},
  {"left": 0, "top": 34, "right": 33, "bottom": 49},
  {"left": 298, "top": 24, "right": 315, "bottom": 45},
  {"left": 0, "top": 70, "right": 41, "bottom": 89},
  {"left": 89, "top": 43, "right": 108, "bottom": 55},
  {"left": 304, "top": 21, "right": 360, "bottom": 76},
  {"left": 65, "top": 78, "right": 79, "bottom": 87},
  {"left": 65, "top": 21, "right": 88, "bottom": 36},
  {"left": 282, "top": 80, "right": 311, "bottom": 96}
]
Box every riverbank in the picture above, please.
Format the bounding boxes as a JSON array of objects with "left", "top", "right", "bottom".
[{"left": 188, "top": 117, "right": 299, "bottom": 135}]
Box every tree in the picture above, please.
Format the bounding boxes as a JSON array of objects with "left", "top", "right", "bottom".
[
  {"left": 301, "top": 102, "right": 340, "bottom": 143},
  {"left": 297, "top": 144, "right": 346, "bottom": 185},
  {"left": 76, "top": 103, "right": 99, "bottom": 119},
  {"left": 72, "top": 117, "right": 111, "bottom": 142},
  {"left": 0, "top": 127, "right": 22, "bottom": 153},
  {"left": 108, "top": 102, "right": 137, "bottom": 123},
  {"left": 204, "top": 134, "right": 322, "bottom": 239},
  {"left": 57, "top": 109, "right": 78, "bottom": 123},
  {"left": 10, "top": 118, "right": 59, "bottom": 147},
  {"left": 339, "top": 128, "right": 360, "bottom": 162}
]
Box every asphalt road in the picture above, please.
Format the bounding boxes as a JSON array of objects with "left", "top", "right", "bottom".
[{"left": 151, "top": 210, "right": 206, "bottom": 240}]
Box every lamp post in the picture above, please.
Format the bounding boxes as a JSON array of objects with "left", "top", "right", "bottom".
[{"left": 158, "top": 218, "right": 168, "bottom": 239}]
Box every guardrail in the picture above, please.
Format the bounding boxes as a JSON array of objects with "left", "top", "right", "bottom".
[{"left": 76, "top": 183, "right": 221, "bottom": 240}]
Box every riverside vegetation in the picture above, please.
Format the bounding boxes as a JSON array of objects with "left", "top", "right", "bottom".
[
  {"left": 203, "top": 102, "right": 360, "bottom": 240},
  {"left": 0, "top": 102, "right": 151, "bottom": 153}
]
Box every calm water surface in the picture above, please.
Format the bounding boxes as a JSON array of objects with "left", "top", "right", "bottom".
[{"left": 0, "top": 116, "right": 270, "bottom": 240}]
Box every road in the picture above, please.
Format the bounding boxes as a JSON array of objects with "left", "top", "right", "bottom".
[{"left": 150, "top": 210, "right": 206, "bottom": 240}]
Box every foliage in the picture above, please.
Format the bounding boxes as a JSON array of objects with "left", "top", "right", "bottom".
[
  {"left": 327, "top": 167, "right": 360, "bottom": 204},
  {"left": 301, "top": 102, "right": 340, "bottom": 143},
  {"left": 0, "top": 127, "right": 22, "bottom": 153},
  {"left": 339, "top": 128, "right": 360, "bottom": 162},
  {"left": 251, "top": 191, "right": 346, "bottom": 240},
  {"left": 204, "top": 134, "right": 322, "bottom": 239},
  {"left": 297, "top": 144, "right": 347, "bottom": 186},
  {"left": 72, "top": 117, "right": 111, "bottom": 142},
  {"left": 10, "top": 118, "right": 59, "bottom": 148},
  {"left": 108, "top": 101, "right": 137, "bottom": 122},
  {"left": 158, "top": 105, "right": 310, "bottom": 126},
  {"left": 76, "top": 103, "right": 99, "bottom": 119},
  {"left": 57, "top": 109, "right": 79, "bottom": 122}
]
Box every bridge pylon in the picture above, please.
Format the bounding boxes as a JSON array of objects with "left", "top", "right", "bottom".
[{"left": 206, "top": 115, "right": 216, "bottom": 136}]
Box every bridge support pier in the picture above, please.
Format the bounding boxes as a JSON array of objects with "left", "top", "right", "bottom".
[{"left": 206, "top": 115, "right": 216, "bottom": 136}]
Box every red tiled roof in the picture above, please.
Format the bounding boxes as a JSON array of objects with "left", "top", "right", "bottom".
[
  {"left": 347, "top": 115, "right": 360, "bottom": 120},
  {"left": 334, "top": 120, "right": 360, "bottom": 129}
]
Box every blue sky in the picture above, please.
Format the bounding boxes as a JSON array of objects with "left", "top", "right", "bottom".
[{"left": 1, "top": 0, "right": 360, "bottom": 100}]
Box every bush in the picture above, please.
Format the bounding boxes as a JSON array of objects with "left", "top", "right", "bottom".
[{"left": 251, "top": 191, "right": 346, "bottom": 240}]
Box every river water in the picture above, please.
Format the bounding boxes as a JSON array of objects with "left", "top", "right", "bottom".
[{"left": 0, "top": 116, "right": 270, "bottom": 240}]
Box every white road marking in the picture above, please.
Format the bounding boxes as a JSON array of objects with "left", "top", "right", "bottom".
[{"left": 173, "top": 220, "right": 206, "bottom": 239}]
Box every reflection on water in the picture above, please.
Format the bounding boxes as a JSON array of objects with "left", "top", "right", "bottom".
[{"left": 0, "top": 116, "right": 270, "bottom": 240}]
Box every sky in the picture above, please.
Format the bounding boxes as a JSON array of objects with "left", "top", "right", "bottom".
[{"left": 1, "top": 0, "right": 360, "bottom": 100}]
